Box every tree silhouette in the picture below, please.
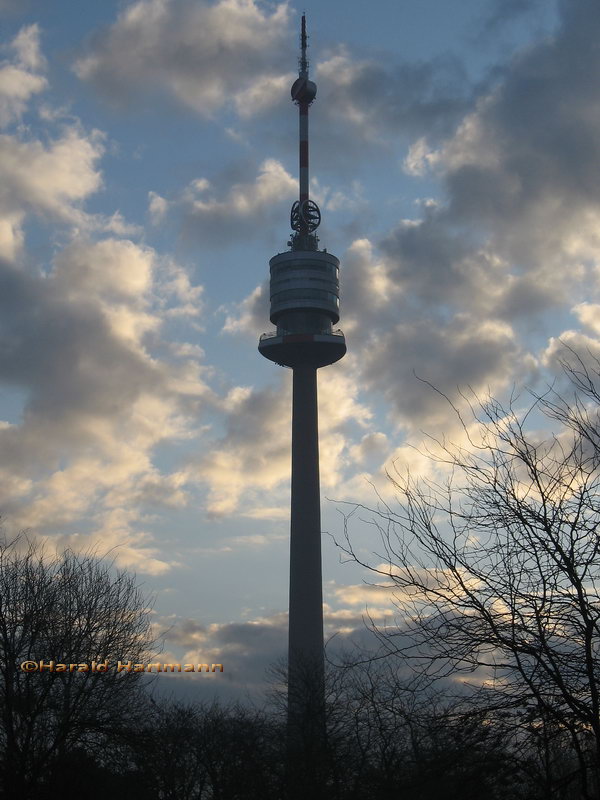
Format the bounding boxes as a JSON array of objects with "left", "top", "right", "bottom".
[
  {"left": 0, "top": 536, "right": 155, "bottom": 798},
  {"left": 338, "top": 350, "right": 600, "bottom": 799}
]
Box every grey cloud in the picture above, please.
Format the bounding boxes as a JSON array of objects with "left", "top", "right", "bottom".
[
  {"left": 318, "top": 52, "right": 472, "bottom": 148},
  {"left": 441, "top": 1, "right": 600, "bottom": 270},
  {"left": 0, "top": 251, "right": 164, "bottom": 510},
  {"left": 213, "top": 0, "right": 598, "bottom": 442},
  {"left": 159, "top": 609, "right": 385, "bottom": 703},
  {"left": 339, "top": 1, "right": 600, "bottom": 430},
  {"left": 0, "top": 24, "right": 210, "bottom": 569},
  {"left": 359, "top": 318, "right": 520, "bottom": 427},
  {"left": 222, "top": 281, "right": 268, "bottom": 337},
  {"left": 0, "top": 235, "right": 204, "bottom": 567},
  {"left": 379, "top": 217, "right": 472, "bottom": 306},
  {"left": 160, "top": 614, "right": 288, "bottom": 703},
  {"left": 166, "top": 618, "right": 208, "bottom": 645},
  {"left": 495, "top": 276, "right": 559, "bottom": 322},
  {"left": 476, "top": 0, "right": 550, "bottom": 38},
  {"left": 0, "top": 261, "right": 159, "bottom": 423},
  {"left": 191, "top": 378, "right": 291, "bottom": 516},
  {"left": 0, "top": 0, "right": 29, "bottom": 14},
  {"left": 178, "top": 158, "right": 296, "bottom": 247},
  {"left": 75, "top": 0, "right": 475, "bottom": 169}
]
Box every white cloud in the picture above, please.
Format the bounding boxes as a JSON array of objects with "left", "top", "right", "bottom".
[
  {"left": 192, "top": 363, "right": 372, "bottom": 517},
  {"left": 233, "top": 72, "right": 291, "bottom": 119},
  {"left": 222, "top": 284, "right": 267, "bottom": 337},
  {"left": 0, "top": 25, "right": 46, "bottom": 127},
  {"left": 348, "top": 432, "right": 390, "bottom": 466},
  {"left": 54, "top": 238, "right": 154, "bottom": 300},
  {"left": 402, "top": 136, "right": 439, "bottom": 176},
  {"left": 180, "top": 158, "right": 296, "bottom": 242},
  {"left": 0, "top": 24, "right": 210, "bottom": 572},
  {"left": 0, "top": 48, "right": 111, "bottom": 253},
  {"left": 573, "top": 303, "right": 600, "bottom": 337},
  {"left": 192, "top": 378, "right": 291, "bottom": 516},
  {"left": 239, "top": 506, "right": 288, "bottom": 521},
  {"left": 0, "top": 127, "right": 105, "bottom": 259},
  {"left": 74, "top": 0, "right": 291, "bottom": 118},
  {"left": 184, "top": 158, "right": 297, "bottom": 223},
  {"left": 10, "top": 23, "right": 45, "bottom": 71},
  {"left": 148, "top": 190, "right": 168, "bottom": 224},
  {"left": 0, "top": 65, "right": 46, "bottom": 126},
  {"left": 0, "top": 239, "right": 207, "bottom": 571}
]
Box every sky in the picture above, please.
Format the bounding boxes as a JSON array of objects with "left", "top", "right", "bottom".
[{"left": 1, "top": 0, "right": 598, "bottom": 701}]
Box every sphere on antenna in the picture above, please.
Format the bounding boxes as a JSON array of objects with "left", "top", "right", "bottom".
[{"left": 291, "top": 76, "right": 317, "bottom": 104}]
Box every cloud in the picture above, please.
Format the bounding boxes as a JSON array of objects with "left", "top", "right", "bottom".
[
  {"left": 192, "top": 365, "right": 371, "bottom": 517},
  {"left": 72, "top": 0, "right": 477, "bottom": 188},
  {"left": 155, "top": 611, "right": 288, "bottom": 700},
  {"left": 0, "top": 25, "right": 47, "bottom": 127},
  {"left": 148, "top": 158, "right": 298, "bottom": 247},
  {"left": 0, "top": 234, "right": 209, "bottom": 573},
  {"left": 0, "top": 0, "right": 30, "bottom": 14},
  {"left": 74, "top": 0, "right": 290, "bottom": 117},
  {"left": 0, "top": 24, "right": 210, "bottom": 571},
  {"left": 148, "top": 190, "right": 168, "bottom": 225},
  {"left": 178, "top": 158, "right": 296, "bottom": 244},
  {"left": 9, "top": 23, "right": 45, "bottom": 71},
  {"left": 317, "top": 46, "right": 471, "bottom": 147},
  {"left": 239, "top": 507, "right": 288, "bottom": 521},
  {"left": 478, "top": 0, "right": 550, "bottom": 38},
  {"left": 348, "top": 432, "right": 390, "bottom": 467},
  {"left": 421, "top": 2, "right": 600, "bottom": 281},
  {"left": 222, "top": 283, "right": 268, "bottom": 337},
  {"left": 333, "top": 230, "right": 526, "bottom": 431},
  {"left": 157, "top": 602, "right": 385, "bottom": 701},
  {"left": 0, "top": 129, "right": 103, "bottom": 217},
  {"left": 329, "top": 1, "right": 600, "bottom": 437},
  {"left": 0, "top": 124, "right": 106, "bottom": 260},
  {"left": 191, "top": 379, "right": 291, "bottom": 517},
  {"left": 573, "top": 303, "right": 600, "bottom": 337},
  {"left": 208, "top": 1, "right": 600, "bottom": 500}
]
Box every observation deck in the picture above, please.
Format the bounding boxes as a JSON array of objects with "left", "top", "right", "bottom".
[
  {"left": 259, "top": 247, "right": 346, "bottom": 368},
  {"left": 258, "top": 326, "right": 346, "bottom": 369}
]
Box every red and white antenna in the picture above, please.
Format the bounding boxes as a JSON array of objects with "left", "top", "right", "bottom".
[{"left": 290, "top": 14, "right": 321, "bottom": 247}]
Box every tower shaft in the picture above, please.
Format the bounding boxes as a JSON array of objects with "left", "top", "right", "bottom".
[
  {"left": 287, "top": 363, "right": 327, "bottom": 792},
  {"left": 288, "top": 363, "right": 325, "bottom": 728}
]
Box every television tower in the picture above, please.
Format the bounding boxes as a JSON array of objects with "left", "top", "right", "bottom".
[{"left": 258, "top": 13, "right": 346, "bottom": 778}]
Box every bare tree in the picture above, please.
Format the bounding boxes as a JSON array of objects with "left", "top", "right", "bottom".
[
  {"left": 0, "top": 536, "right": 155, "bottom": 798},
  {"left": 320, "top": 653, "right": 529, "bottom": 800},
  {"left": 338, "top": 352, "right": 600, "bottom": 799},
  {"left": 126, "top": 698, "right": 284, "bottom": 800}
]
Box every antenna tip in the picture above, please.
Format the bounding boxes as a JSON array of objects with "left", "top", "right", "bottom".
[{"left": 299, "top": 11, "right": 309, "bottom": 79}]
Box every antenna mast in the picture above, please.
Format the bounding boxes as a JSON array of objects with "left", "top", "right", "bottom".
[
  {"left": 300, "top": 12, "right": 308, "bottom": 76},
  {"left": 290, "top": 14, "right": 320, "bottom": 250}
]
